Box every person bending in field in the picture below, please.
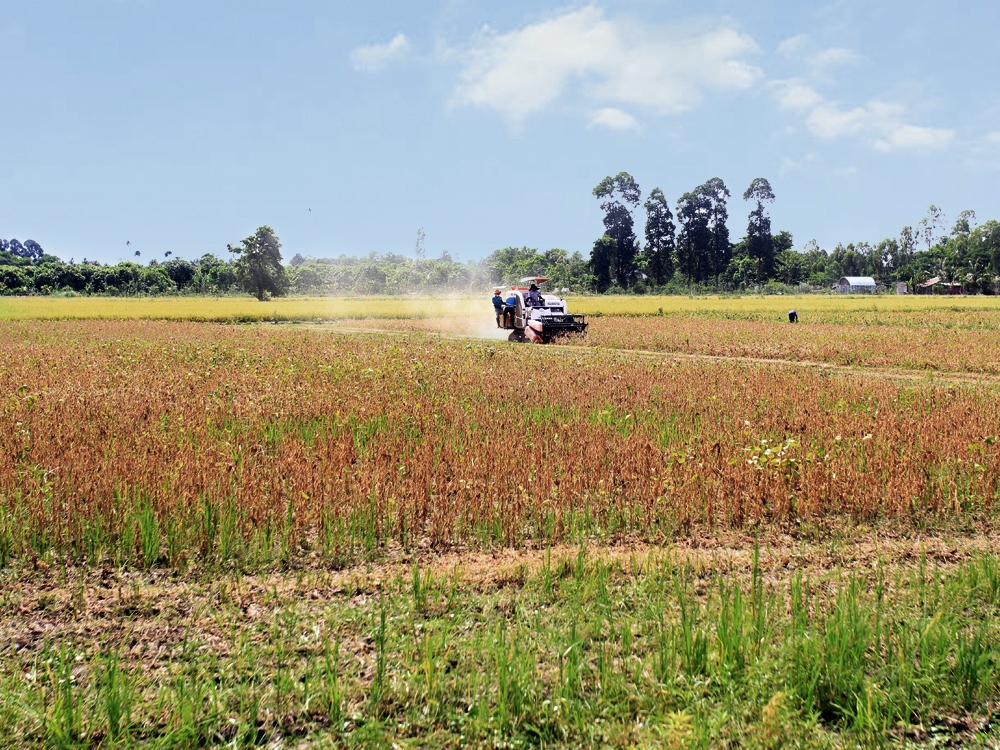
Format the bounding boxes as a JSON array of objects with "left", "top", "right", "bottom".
[
  {"left": 503, "top": 289, "right": 517, "bottom": 329},
  {"left": 788, "top": 309, "right": 798, "bottom": 323},
  {"left": 492, "top": 289, "right": 504, "bottom": 328}
]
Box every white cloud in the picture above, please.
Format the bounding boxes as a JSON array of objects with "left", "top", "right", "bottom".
[
  {"left": 350, "top": 33, "right": 411, "bottom": 73},
  {"left": 806, "top": 100, "right": 874, "bottom": 138},
  {"left": 985, "top": 131, "right": 1000, "bottom": 144},
  {"left": 774, "top": 80, "right": 953, "bottom": 153},
  {"left": 873, "top": 124, "right": 954, "bottom": 152},
  {"left": 774, "top": 81, "right": 824, "bottom": 111},
  {"left": 776, "top": 35, "right": 860, "bottom": 69},
  {"left": 450, "top": 6, "right": 761, "bottom": 125},
  {"left": 589, "top": 107, "right": 639, "bottom": 131},
  {"left": 777, "top": 34, "right": 809, "bottom": 57},
  {"left": 810, "top": 47, "right": 860, "bottom": 68}
]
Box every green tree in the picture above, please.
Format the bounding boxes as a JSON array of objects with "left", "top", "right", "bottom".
[
  {"left": 743, "top": 178, "right": 776, "bottom": 284},
  {"left": 227, "top": 226, "right": 289, "bottom": 301},
  {"left": 593, "top": 172, "right": 641, "bottom": 288},
  {"left": 162, "top": 259, "right": 196, "bottom": 288},
  {"left": 971, "top": 220, "right": 1000, "bottom": 278},
  {"left": 703, "top": 178, "right": 732, "bottom": 285},
  {"left": 776, "top": 249, "right": 808, "bottom": 285},
  {"left": 0, "top": 266, "right": 30, "bottom": 294},
  {"left": 952, "top": 209, "right": 977, "bottom": 238},
  {"left": 675, "top": 188, "right": 712, "bottom": 283},
  {"left": 919, "top": 205, "right": 946, "bottom": 250},
  {"left": 643, "top": 188, "right": 675, "bottom": 285},
  {"left": 590, "top": 235, "right": 617, "bottom": 292}
]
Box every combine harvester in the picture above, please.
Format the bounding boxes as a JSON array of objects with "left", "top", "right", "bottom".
[{"left": 505, "top": 276, "right": 588, "bottom": 344}]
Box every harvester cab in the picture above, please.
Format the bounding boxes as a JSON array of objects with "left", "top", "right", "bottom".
[{"left": 506, "top": 277, "right": 588, "bottom": 344}]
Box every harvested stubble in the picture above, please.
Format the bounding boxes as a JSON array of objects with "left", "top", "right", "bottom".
[
  {"left": 2, "top": 320, "right": 1000, "bottom": 568},
  {"left": 584, "top": 317, "right": 1000, "bottom": 373},
  {"left": 327, "top": 314, "right": 1000, "bottom": 374}
]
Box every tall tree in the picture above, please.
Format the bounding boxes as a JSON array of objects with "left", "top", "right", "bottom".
[
  {"left": 898, "top": 225, "right": 918, "bottom": 270},
  {"left": 643, "top": 188, "right": 675, "bottom": 285},
  {"left": 590, "top": 235, "right": 617, "bottom": 292},
  {"left": 593, "top": 172, "right": 641, "bottom": 287},
  {"left": 877, "top": 237, "right": 901, "bottom": 277},
  {"left": 414, "top": 228, "right": 426, "bottom": 262},
  {"left": 702, "top": 178, "right": 732, "bottom": 284},
  {"left": 919, "top": 205, "right": 945, "bottom": 250},
  {"left": 742, "top": 178, "right": 775, "bottom": 284},
  {"left": 227, "top": 225, "right": 289, "bottom": 301},
  {"left": 675, "top": 188, "right": 712, "bottom": 283},
  {"left": 952, "top": 209, "right": 977, "bottom": 237}
]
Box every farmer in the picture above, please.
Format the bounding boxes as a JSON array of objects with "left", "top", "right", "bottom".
[
  {"left": 788, "top": 309, "right": 798, "bottom": 323},
  {"left": 525, "top": 283, "right": 542, "bottom": 307},
  {"left": 503, "top": 288, "right": 517, "bottom": 329},
  {"left": 492, "top": 289, "right": 504, "bottom": 328}
]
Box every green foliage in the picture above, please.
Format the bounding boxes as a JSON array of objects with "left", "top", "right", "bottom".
[
  {"left": 744, "top": 177, "right": 777, "bottom": 283},
  {"left": 643, "top": 187, "right": 675, "bottom": 285},
  {"left": 590, "top": 235, "right": 618, "bottom": 292},
  {"left": 292, "top": 251, "right": 498, "bottom": 294},
  {"left": 4, "top": 548, "right": 1000, "bottom": 747},
  {"left": 5, "top": 197, "right": 1000, "bottom": 297},
  {"left": 228, "top": 225, "right": 289, "bottom": 301},
  {"left": 593, "top": 172, "right": 642, "bottom": 289}
]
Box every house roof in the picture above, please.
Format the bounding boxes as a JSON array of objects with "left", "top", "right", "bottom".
[
  {"left": 838, "top": 276, "right": 876, "bottom": 285},
  {"left": 917, "top": 276, "right": 941, "bottom": 288}
]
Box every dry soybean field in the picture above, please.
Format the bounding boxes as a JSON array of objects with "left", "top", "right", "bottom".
[{"left": 4, "top": 298, "right": 1000, "bottom": 748}]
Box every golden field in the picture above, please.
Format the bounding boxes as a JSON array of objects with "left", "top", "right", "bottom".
[{"left": 5, "top": 292, "right": 1000, "bottom": 324}]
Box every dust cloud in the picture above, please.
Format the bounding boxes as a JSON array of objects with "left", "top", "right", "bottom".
[{"left": 311, "top": 294, "right": 514, "bottom": 343}]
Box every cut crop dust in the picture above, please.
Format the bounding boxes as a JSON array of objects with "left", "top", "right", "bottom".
[{"left": 3, "top": 300, "right": 1000, "bottom": 747}]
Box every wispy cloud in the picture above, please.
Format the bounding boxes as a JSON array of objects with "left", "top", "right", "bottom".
[
  {"left": 809, "top": 46, "right": 860, "bottom": 69},
  {"left": 778, "top": 33, "right": 861, "bottom": 69},
  {"left": 589, "top": 107, "right": 639, "bottom": 132},
  {"left": 873, "top": 123, "right": 954, "bottom": 152},
  {"left": 774, "top": 80, "right": 954, "bottom": 153},
  {"left": 449, "top": 6, "right": 761, "bottom": 126},
  {"left": 350, "top": 33, "right": 411, "bottom": 73},
  {"left": 776, "top": 34, "right": 809, "bottom": 57}
]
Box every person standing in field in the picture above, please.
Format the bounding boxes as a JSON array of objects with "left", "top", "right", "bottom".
[
  {"left": 503, "top": 288, "right": 517, "bottom": 329},
  {"left": 492, "top": 289, "right": 505, "bottom": 328}
]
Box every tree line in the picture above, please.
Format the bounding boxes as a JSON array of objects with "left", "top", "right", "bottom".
[
  {"left": 4, "top": 198, "right": 1000, "bottom": 297},
  {"left": 583, "top": 172, "right": 1000, "bottom": 293},
  {"left": 0, "top": 227, "right": 494, "bottom": 297}
]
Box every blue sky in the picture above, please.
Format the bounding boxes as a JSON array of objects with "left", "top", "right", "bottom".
[{"left": 2, "top": 0, "right": 999, "bottom": 265}]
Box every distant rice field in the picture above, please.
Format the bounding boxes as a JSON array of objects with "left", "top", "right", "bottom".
[{"left": 3, "top": 292, "right": 1000, "bottom": 323}]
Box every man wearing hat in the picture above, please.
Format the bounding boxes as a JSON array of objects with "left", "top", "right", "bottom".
[{"left": 492, "top": 289, "right": 504, "bottom": 328}]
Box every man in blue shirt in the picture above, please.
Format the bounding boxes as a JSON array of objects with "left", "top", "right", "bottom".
[
  {"left": 525, "top": 283, "right": 542, "bottom": 307},
  {"left": 503, "top": 289, "right": 517, "bottom": 329},
  {"left": 492, "top": 289, "right": 504, "bottom": 328}
]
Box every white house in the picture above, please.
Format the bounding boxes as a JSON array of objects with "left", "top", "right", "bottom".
[{"left": 836, "top": 276, "right": 876, "bottom": 294}]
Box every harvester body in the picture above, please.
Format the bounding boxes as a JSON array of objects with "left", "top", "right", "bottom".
[{"left": 506, "top": 277, "right": 588, "bottom": 344}]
